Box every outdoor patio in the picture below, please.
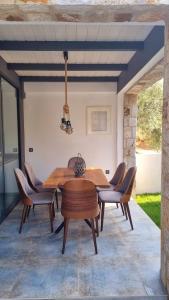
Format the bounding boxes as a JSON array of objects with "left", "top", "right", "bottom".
[
  {"left": 1, "top": 2, "right": 169, "bottom": 297},
  {"left": 0, "top": 195, "right": 167, "bottom": 299}
]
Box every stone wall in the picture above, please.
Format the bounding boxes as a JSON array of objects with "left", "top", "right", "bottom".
[
  {"left": 161, "top": 19, "right": 169, "bottom": 292},
  {"left": 0, "top": 2, "right": 168, "bottom": 22},
  {"left": 123, "top": 94, "right": 137, "bottom": 169}
]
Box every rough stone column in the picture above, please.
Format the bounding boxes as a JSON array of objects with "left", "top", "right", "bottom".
[
  {"left": 123, "top": 93, "right": 137, "bottom": 169},
  {"left": 161, "top": 19, "right": 169, "bottom": 292}
]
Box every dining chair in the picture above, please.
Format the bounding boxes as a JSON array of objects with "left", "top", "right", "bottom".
[
  {"left": 67, "top": 156, "right": 86, "bottom": 169},
  {"left": 61, "top": 179, "right": 100, "bottom": 254},
  {"left": 98, "top": 166, "right": 137, "bottom": 231},
  {"left": 96, "top": 162, "right": 126, "bottom": 192},
  {"left": 24, "top": 162, "right": 59, "bottom": 210},
  {"left": 96, "top": 162, "right": 126, "bottom": 215},
  {"left": 14, "top": 168, "right": 55, "bottom": 233}
]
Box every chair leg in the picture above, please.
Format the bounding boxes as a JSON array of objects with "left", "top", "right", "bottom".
[
  {"left": 120, "top": 203, "right": 124, "bottom": 216},
  {"left": 33, "top": 204, "right": 35, "bottom": 212},
  {"left": 27, "top": 206, "right": 31, "bottom": 219},
  {"left": 123, "top": 203, "right": 128, "bottom": 220},
  {"left": 125, "top": 203, "right": 134, "bottom": 230},
  {"left": 52, "top": 202, "right": 55, "bottom": 219},
  {"left": 91, "top": 218, "right": 98, "bottom": 254},
  {"left": 19, "top": 205, "right": 27, "bottom": 234},
  {"left": 97, "top": 199, "right": 101, "bottom": 220},
  {"left": 116, "top": 203, "right": 119, "bottom": 208},
  {"left": 95, "top": 216, "right": 99, "bottom": 237},
  {"left": 23, "top": 206, "right": 29, "bottom": 223},
  {"left": 101, "top": 202, "right": 105, "bottom": 231},
  {"left": 97, "top": 211, "right": 101, "bottom": 220},
  {"left": 62, "top": 218, "right": 69, "bottom": 254},
  {"left": 55, "top": 190, "right": 59, "bottom": 210},
  {"left": 48, "top": 204, "right": 54, "bottom": 233}
]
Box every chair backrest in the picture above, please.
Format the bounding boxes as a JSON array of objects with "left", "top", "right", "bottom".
[
  {"left": 61, "top": 179, "right": 98, "bottom": 217},
  {"left": 67, "top": 156, "right": 86, "bottom": 169},
  {"left": 24, "top": 162, "right": 42, "bottom": 191},
  {"left": 14, "top": 168, "right": 34, "bottom": 205},
  {"left": 110, "top": 162, "right": 126, "bottom": 186},
  {"left": 116, "top": 166, "right": 137, "bottom": 195}
]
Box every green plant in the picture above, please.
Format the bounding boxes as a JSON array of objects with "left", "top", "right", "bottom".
[
  {"left": 137, "top": 81, "right": 163, "bottom": 150},
  {"left": 136, "top": 193, "right": 161, "bottom": 228}
]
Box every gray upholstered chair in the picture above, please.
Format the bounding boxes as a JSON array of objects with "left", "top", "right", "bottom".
[
  {"left": 14, "top": 168, "right": 55, "bottom": 233},
  {"left": 97, "top": 162, "right": 126, "bottom": 216},
  {"left": 96, "top": 162, "right": 126, "bottom": 192},
  {"left": 98, "top": 167, "right": 136, "bottom": 231},
  {"left": 24, "top": 162, "right": 59, "bottom": 209}
]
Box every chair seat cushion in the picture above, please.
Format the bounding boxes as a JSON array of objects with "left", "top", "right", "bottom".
[
  {"left": 31, "top": 192, "right": 54, "bottom": 205},
  {"left": 99, "top": 191, "right": 122, "bottom": 203},
  {"left": 96, "top": 184, "right": 115, "bottom": 193},
  {"left": 35, "top": 184, "right": 56, "bottom": 193}
]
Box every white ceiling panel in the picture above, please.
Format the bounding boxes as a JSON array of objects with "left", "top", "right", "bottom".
[
  {"left": 0, "top": 51, "right": 63, "bottom": 63},
  {"left": 69, "top": 51, "right": 135, "bottom": 63},
  {"left": 0, "top": 22, "right": 154, "bottom": 42},
  {"left": 0, "top": 50, "right": 135, "bottom": 64},
  {"left": 95, "top": 23, "right": 153, "bottom": 41},
  {"left": 17, "top": 70, "right": 121, "bottom": 77}
]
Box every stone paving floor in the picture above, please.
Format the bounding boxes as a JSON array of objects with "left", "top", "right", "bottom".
[{"left": 0, "top": 196, "right": 167, "bottom": 299}]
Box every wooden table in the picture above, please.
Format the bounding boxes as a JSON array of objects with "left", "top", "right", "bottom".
[
  {"left": 43, "top": 168, "right": 110, "bottom": 234},
  {"left": 43, "top": 168, "right": 110, "bottom": 189}
]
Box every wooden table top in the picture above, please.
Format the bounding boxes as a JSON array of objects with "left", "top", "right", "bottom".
[{"left": 43, "top": 167, "right": 110, "bottom": 188}]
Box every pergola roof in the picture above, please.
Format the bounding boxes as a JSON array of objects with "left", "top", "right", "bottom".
[{"left": 0, "top": 21, "right": 164, "bottom": 91}]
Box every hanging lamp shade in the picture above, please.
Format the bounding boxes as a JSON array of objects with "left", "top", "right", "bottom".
[{"left": 60, "top": 51, "right": 73, "bottom": 135}]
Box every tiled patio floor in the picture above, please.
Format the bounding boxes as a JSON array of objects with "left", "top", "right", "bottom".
[{"left": 0, "top": 196, "right": 167, "bottom": 299}]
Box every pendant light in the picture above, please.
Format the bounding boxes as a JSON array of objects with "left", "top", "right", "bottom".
[{"left": 60, "top": 51, "right": 73, "bottom": 135}]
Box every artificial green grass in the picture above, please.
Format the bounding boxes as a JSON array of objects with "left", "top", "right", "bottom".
[{"left": 136, "top": 193, "right": 161, "bottom": 228}]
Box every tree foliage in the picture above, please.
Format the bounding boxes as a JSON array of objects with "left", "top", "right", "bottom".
[{"left": 137, "top": 80, "right": 163, "bottom": 151}]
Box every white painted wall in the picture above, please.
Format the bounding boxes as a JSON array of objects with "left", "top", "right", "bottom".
[
  {"left": 136, "top": 152, "right": 161, "bottom": 194},
  {"left": 24, "top": 82, "right": 117, "bottom": 181},
  {"left": 116, "top": 93, "right": 124, "bottom": 165}
]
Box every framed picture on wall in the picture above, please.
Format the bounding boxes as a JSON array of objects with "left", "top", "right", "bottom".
[{"left": 86, "top": 106, "right": 112, "bottom": 135}]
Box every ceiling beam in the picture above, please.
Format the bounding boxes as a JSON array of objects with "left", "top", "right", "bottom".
[
  {"left": 117, "top": 26, "right": 164, "bottom": 92},
  {"left": 20, "top": 76, "right": 118, "bottom": 82},
  {"left": 0, "top": 56, "right": 20, "bottom": 88},
  {"left": 8, "top": 63, "right": 128, "bottom": 71},
  {"left": 0, "top": 41, "right": 144, "bottom": 51}
]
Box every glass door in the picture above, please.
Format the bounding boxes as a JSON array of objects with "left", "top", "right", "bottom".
[
  {"left": 0, "top": 78, "right": 20, "bottom": 221},
  {"left": 0, "top": 88, "right": 4, "bottom": 220}
]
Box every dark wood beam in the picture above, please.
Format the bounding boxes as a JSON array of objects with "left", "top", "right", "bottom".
[
  {"left": 8, "top": 63, "right": 127, "bottom": 71},
  {"left": 117, "top": 26, "right": 164, "bottom": 92},
  {"left": 17, "top": 80, "right": 25, "bottom": 171},
  {"left": 0, "top": 41, "right": 144, "bottom": 51},
  {"left": 20, "top": 76, "right": 118, "bottom": 82},
  {"left": 0, "top": 56, "right": 20, "bottom": 88}
]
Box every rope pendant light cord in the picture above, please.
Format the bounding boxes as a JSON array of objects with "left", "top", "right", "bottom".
[
  {"left": 60, "top": 51, "right": 73, "bottom": 134},
  {"left": 65, "top": 53, "right": 68, "bottom": 106}
]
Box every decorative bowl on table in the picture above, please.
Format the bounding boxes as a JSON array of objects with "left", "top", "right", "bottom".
[{"left": 73, "top": 153, "right": 86, "bottom": 177}]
